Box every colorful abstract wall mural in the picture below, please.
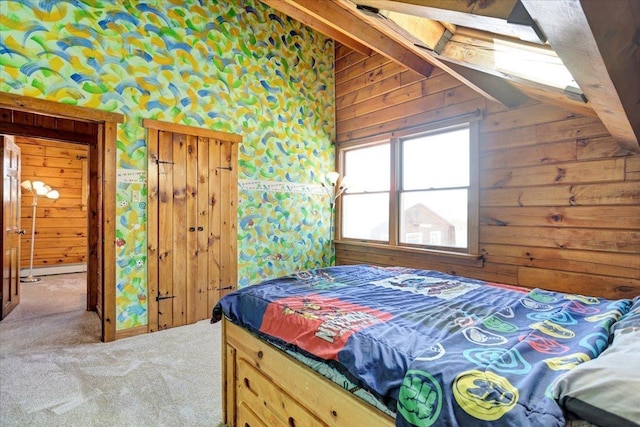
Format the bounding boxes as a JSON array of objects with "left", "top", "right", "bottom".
[{"left": 1, "top": 0, "right": 335, "bottom": 330}]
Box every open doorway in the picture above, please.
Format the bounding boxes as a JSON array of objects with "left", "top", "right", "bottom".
[
  {"left": 13, "top": 137, "right": 92, "bottom": 332},
  {"left": 0, "top": 92, "right": 123, "bottom": 341},
  {"left": 17, "top": 138, "right": 89, "bottom": 276}
]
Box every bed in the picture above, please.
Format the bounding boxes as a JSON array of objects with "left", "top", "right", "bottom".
[{"left": 211, "top": 264, "right": 640, "bottom": 427}]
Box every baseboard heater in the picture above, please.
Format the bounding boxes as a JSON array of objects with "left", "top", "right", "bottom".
[{"left": 20, "top": 264, "right": 87, "bottom": 277}]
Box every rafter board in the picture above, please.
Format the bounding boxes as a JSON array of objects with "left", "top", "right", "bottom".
[{"left": 352, "top": 0, "right": 543, "bottom": 43}]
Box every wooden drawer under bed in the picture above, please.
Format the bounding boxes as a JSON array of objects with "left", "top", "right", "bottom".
[{"left": 222, "top": 319, "right": 394, "bottom": 427}]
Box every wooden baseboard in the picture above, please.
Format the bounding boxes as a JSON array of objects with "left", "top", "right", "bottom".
[{"left": 115, "top": 325, "right": 147, "bottom": 340}]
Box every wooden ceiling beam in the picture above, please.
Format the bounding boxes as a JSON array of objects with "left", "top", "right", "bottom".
[
  {"left": 523, "top": 0, "right": 640, "bottom": 153},
  {"left": 348, "top": 3, "right": 530, "bottom": 107},
  {"left": 356, "top": 8, "right": 584, "bottom": 111},
  {"left": 260, "top": 0, "right": 373, "bottom": 56},
  {"left": 443, "top": 62, "right": 530, "bottom": 109},
  {"left": 380, "top": 11, "right": 447, "bottom": 51},
  {"left": 261, "top": 0, "right": 435, "bottom": 78},
  {"left": 352, "top": 0, "right": 545, "bottom": 43},
  {"left": 263, "top": 0, "right": 529, "bottom": 108}
]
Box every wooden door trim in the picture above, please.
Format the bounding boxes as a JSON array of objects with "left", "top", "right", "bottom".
[
  {"left": 0, "top": 92, "right": 123, "bottom": 123},
  {"left": 0, "top": 91, "right": 123, "bottom": 342},
  {"left": 146, "top": 127, "right": 160, "bottom": 333},
  {"left": 143, "top": 119, "right": 243, "bottom": 142}
]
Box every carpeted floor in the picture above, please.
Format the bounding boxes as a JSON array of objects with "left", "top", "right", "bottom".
[{"left": 0, "top": 273, "right": 223, "bottom": 427}]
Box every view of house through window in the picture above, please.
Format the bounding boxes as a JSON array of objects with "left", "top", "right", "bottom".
[
  {"left": 400, "top": 126, "right": 469, "bottom": 248},
  {"left": 340, "top": 124, "right": 472, "bottom": 252}
]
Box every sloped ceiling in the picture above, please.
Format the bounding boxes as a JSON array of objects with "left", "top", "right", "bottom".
[{"left": 261, "top": 0, "right": 640, "bottom": 153}]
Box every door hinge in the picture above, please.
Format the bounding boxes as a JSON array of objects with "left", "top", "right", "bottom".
[
  {"left": 217, "top": 285, "right": 234, "bottom": 291},
  {"left": 156, "top": 294, "right": 176, "bottom": 301},
  {"left": 216, "top": 166, "right": 232, "bottom": 171},
  {"left": 156, "top": 159, "right": 175, "bottom": 165}
]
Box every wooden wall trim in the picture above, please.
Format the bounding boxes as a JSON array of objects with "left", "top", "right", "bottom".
[
  {"left": 0, "top": 92, "right": 124, "bottom": 124},
  {"left": 142, "top": 119, "right": 243, "bottom": 143},
  {"left": 115, "top": 324, "right": 147, "bottom": 340},
  {"left": 335, "top": 241, "right": 484, "bottom": 267},
  {"left": 102, "top": 121, "right": 117, "bottom": 342},
  {"left": 147, "top": 128, "right": 159, "bottom": 333}
]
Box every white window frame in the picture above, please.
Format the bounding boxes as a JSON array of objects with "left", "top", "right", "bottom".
[{"left": 336, "top": 120, "right": 479, "bottom": 256}]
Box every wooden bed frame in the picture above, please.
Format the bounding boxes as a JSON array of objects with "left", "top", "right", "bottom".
[
  {"left": 222, "top": 318, "right": 394, "bottom": 427},
  {"left": 220, "top": 282, "right": 640, "bottom": 427}
]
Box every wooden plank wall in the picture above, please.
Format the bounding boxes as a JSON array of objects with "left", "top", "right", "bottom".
[
  {"left": 17, "top": 137, "right": 88, "bottom": 268},
  {"left": 334, "top": 44, "right": 640, "bottom": 299}
]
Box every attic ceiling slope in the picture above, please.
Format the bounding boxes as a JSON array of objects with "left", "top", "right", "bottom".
[
  {"left": 261, "top": 0, "right": 640, "bottom": 152},
  {"left": 262, "top": 0, "right": 530, "bottom": 106},
  {"left": 346, "top": 0, "right": 596, "bottom": 115}
]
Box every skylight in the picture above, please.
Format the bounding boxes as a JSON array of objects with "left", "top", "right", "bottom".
[{"left": 379, "top": 9, "right": 582, "bottom": 97}]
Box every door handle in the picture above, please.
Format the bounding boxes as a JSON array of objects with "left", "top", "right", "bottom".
[{"left": 17, "top": 229, "right": 25, "bottom": 235}]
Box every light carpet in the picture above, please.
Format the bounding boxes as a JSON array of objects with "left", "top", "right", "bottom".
[{"left": 0, "top": 273, "right": 223, "bottom": 427}]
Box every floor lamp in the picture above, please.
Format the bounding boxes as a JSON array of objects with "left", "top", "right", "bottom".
[
  {"left": 321, "top": 172, "right": 350, "bottom": 265},
  {"left": 20, "top": 180, "right": 59, "bottom": 283}
]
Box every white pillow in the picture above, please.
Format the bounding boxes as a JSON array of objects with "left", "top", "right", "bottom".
[{"left": 552, "top": 326, "right": 640, "bottom": 427}]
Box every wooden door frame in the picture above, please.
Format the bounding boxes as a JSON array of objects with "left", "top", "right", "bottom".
[{"left": 0, "top": 92, "right": 123, "bottom": 342}]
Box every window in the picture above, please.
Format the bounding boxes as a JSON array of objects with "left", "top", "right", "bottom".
[
  {"left": 341, "top": 143, "right": 390, "bottom": 241},
  {"left": 338, "top": 122, "right": 478, "bottom": 254}
]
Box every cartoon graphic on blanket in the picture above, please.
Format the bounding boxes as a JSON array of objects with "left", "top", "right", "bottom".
[{"left": 212, "top": 264, "right": 634, "bottom": 426}]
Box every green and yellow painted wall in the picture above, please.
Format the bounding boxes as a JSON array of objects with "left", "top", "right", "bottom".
[{"left": 1, "top": 0, "right": 335, "bottom": 330}]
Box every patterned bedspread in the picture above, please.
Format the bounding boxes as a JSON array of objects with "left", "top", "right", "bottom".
[{"left": 211, "top": 264, "right": 634, "bottom": 426}]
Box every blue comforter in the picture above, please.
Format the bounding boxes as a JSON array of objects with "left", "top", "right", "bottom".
[{"left": 211, "top": 264, "right": 634, "bottom": 426}]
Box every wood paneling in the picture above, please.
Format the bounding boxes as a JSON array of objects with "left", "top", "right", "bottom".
[
  {"left": 334, "top": 45, "right": 640, "bottom": 300},
  {"left": 0, "top": 108, "right": 98, "bottom": 144},
  {"left": 17, "top": 137, "right": 88, "bottom": 268}
]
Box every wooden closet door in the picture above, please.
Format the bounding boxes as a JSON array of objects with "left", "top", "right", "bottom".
[{"left": 146, "top": 120, "right": 238, "bottom": 332}]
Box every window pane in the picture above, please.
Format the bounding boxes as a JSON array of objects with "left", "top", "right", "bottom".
[
  {"left": 344, "top": 143, "right": 389, "bottom": 192},
  {"left": 400, "top": 189, "right": 468, "bottom": 248},
  {"left": 342, "top": 193, "right": 389, "bottom": 241},
  {"left": 402, "top": 127, "right": 469, "bottom": 190}
]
